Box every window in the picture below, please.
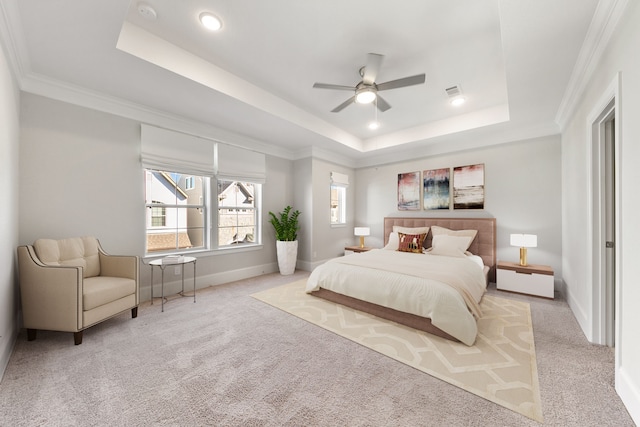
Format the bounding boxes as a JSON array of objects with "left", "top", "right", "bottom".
[
  {"left": 150, "top": 201, "right": 166, "bottom": 226},
  {"left": 217, "top": 180, "right": 258, "bottom": 246},
  {"left": 145, "top": 170, "right": 207, "bottom": 253},
  {"left": 331, "top": 185, "right": 346, "bottom": 225},
  {"left": 185, "top": 176, "right": 195, "bottom": 190},
  {"left": 141, "top": 124, "right": 266, "bottom": 255},
  {"left": 330, "top": 171, "right": 349, "bottom": 225}
]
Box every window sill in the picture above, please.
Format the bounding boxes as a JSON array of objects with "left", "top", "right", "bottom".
[{"left": 144, "top": 244, "right": 263, "bottom": 262}]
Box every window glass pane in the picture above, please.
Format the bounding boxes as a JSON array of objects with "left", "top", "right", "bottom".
[
  {"left": 145, "top": 169, "right": 207, "bottom": 254},
  {"left": 217, "top": 180, "right": 256, "bottom": 246},
  {"left": 330, "top": 185, "right": 346, "bottom": 224}
]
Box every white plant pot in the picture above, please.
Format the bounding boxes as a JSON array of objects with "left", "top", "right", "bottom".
[{"left": 276, "top": 240, "right": 298, "bottom": 275}]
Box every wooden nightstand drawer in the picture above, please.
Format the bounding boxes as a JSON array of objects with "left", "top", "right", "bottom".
[{"left": 496, "top": 261, "right": 554, "bottom": 299}]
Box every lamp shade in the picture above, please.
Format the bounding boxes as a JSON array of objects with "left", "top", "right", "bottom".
[
  {"left": 354, "top": 227, "right": 370, "bottom": 236},
  {"left": 510, "top": 234, "right": 537, "bottom": 248}
]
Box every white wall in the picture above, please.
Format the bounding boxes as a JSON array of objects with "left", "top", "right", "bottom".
[
  {"left": 561, "top": 1, "right": 640, "bottom": 421},
  {"left": 18, "top": 93, "right": 293, "bottom": 300},
  {"left": 355, "top": 135, "right": 563, "bottom": 282},
  {"left": 293, "top": 157, "right": 356, "bottom": 270},
  {"left": 0, "top": 26, "right": 20, "bottom": 379}
]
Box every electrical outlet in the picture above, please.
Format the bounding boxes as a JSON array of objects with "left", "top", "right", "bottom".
[{"left": 174, "top": 266, "right": 181, "bottom": 275}]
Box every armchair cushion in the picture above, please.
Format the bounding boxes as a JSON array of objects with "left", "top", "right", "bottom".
[
  {"left": 83, "top": 276, "right": 137, "bottom": 311},
  {"left": 34, "top": 237, "right": 100, "bottom": 278}
]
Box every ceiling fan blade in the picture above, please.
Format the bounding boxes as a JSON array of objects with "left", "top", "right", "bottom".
[
  {"left": 376, "top": 73, "right": 426, "bottom": 91},
  {"left": 375, "top": 95, "right": 391, "bottom": 112},
  {"left": 362, "top": 53, "right": 384, "bottom": 85},
  {"left": 313, "top": 82, "right": 354, "bottom": 91},
  {"left": 331, "top": 96, "right": 355, "bottom": 113}
]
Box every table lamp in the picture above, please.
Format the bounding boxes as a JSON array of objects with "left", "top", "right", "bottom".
[
  {"left": 354, "top": 227, "right": 370, "bottom": 249},
  {"left": 510, "top": 234, "right": 537, "bottom": 266}
]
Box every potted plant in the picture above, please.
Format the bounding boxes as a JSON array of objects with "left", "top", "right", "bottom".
[{"left": 268, "top": 205, "right": 301, "bottom": 275}]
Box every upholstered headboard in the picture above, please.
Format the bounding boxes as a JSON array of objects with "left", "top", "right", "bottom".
[{"left": 384, "top": 217, "right": 497, "bottom": 282}]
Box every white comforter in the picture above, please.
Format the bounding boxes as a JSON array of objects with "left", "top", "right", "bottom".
[{"left": 305, "top": 249, "right": 487, "bottom": 345}]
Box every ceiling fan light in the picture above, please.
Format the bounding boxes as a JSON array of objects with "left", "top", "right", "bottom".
[
  {"left": 200, "top": 12, "right": 222, "bottom": 31},
  {"left": 355, "top": 90, "right": 376, "bottom": 104}
]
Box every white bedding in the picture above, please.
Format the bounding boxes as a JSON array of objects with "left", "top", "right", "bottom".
[{"left": 305, "top": 249, "right": 487, "bottom": 345}]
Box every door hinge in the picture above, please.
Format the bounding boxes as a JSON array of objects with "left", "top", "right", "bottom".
[{"left": 606, "top": 241, "right": 615, "bottom": 248}]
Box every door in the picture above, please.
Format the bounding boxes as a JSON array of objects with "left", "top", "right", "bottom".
[{"left": 604, "top": 117, "right": 615, "bottom": 347}]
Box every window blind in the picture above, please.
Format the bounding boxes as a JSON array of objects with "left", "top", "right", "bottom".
[
  {"left": 141, "top": 124, "right": 215, "bottom": 175},
  {"left": 215, "top": 143, "right": 266, "bottom": 183},
  {"left": 330, "top": 171, "right": 349, "bottom": 187}
]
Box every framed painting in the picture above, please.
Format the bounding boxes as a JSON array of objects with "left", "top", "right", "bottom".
[
  {"left": 453, "top": 164, "right": 484, "bottom": 209},
  {"left": 397, "top": 171, "right": 421, "bottom": 210},
  {"left": 423, "top": 168, "right": 450, "bottom": 210}
]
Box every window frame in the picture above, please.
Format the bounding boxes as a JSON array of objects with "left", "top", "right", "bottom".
[
  {"left": 144, "top": 169, "right": 263, "bottom": 257},
  {"left": 330, "top": 183, "right": 347, "bottom": 226},
  {"left": 215, "top": 179, "right": 262, "bottom": 249}
]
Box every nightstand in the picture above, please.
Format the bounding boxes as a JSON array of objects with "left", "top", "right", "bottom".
[
  {"left": 344, "top": 246, "right": 373, "bottom": 255},
  {"left": 496, "top": 261, "right": 554, "bottom": 299}
]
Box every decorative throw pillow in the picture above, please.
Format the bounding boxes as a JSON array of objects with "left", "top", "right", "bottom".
[{"left": 397, "top": 232, "right": 426, "bottom": 253}]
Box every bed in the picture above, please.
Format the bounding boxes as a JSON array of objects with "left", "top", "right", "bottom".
[{"left": 305, "top": 217, "right": 497, "bottom": 346}]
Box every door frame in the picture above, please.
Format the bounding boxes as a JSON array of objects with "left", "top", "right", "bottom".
[{"left": 587, "top": 73, "right": 621, "bottom": 360}]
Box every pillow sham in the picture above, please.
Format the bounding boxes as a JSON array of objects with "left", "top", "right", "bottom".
[
  {"left": 428, "top": 234, "right": 472, "bottom": 257},
  {"left": 383, "top": 232, "right": 400, "bottom": 250},
  {"left": 430, "top": 225, "right": 477, "bottom": 251},
  {"left": 397, "top": 232, "right": 426, "bottom": 254},
  {"left": 393, "top": 225, "right": 430, "bottom": 236}
]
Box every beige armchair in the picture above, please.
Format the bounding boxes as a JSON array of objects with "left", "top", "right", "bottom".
[{"left": 17, "top": 236, "right": 139, "bottom": 345}]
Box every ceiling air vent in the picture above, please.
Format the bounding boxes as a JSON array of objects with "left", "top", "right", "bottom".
[{"left": 445, "top": 85, "right": 461, "bottom": 98}]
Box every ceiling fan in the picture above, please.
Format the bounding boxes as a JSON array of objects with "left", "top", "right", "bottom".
[{"left": 313, "top": 53, "right": 426, "bottom": 113}]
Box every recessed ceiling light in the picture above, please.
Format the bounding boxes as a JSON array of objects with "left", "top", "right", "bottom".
[
  {"left": 368, "top": 121, "right": 380, "bottom": 130},
  {"left": 137, "top": 2, "right": 157, "bottom": 21},
  {"left": 451, "top": 97, "right": 466, "bottom": 106},
  {"left": 199, "top": 12, "right": 222, "bottom": 31}
]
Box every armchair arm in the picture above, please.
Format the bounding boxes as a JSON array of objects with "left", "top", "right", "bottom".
[
  {"left": 17, "top": 245, "right": 83, "bottom": 332},
  {"left": 98, "top": 245, "right": 139, "bottom": 305}
]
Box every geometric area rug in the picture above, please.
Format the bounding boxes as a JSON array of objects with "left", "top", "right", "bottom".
[{"left": 251, "top": 279, "right": 543, "bottom": 422}]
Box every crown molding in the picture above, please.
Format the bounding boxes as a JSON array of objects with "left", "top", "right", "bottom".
[
  {"left": 292, "top": 146, "right": 358, "bottom": 168},
  {"left": 354, "top": 121, "right": 560, "bottom": 169},
  {"left": 555, "top": 0, "right": 630, "bottom": 128},
  {"left": 20, "top": 71, "right": 295, "bottom": 160},
  {"left": 0, "top": 0, "right": 30, "bottom": 81}
]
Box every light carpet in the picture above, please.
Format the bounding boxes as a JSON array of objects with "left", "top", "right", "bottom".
[{"left": 252, "top": 279, "right": 543, "bottom": 422}]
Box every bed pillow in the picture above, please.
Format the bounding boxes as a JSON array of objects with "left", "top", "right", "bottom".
[
  {"left": 383, "top": 232, "right": 400, "bottom": 250},
  {"left": 397, "top": 232, "right": 426, "bottom": 254},
  {"left": 430, "top": 226, "right": 477, "bottom": 251},
  {"left": 393, "top": 226, "right": 430, "bottom": 235},
  {"left": 428, "top": 234, "right": 472, "bottom": 257}
]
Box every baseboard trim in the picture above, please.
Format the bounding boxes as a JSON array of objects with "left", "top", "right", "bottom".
[
  {"left": 617, "top": 366, "right": 640, "bottom": 424},
  {"left": 565, "top": 285, "right": 592, "bottom": 341},
  {"left": 141, "top": 262, "right": 279, "bottom": 301},
  {"left": 0, "top": 318, "right": 18, "bottom": 383}
]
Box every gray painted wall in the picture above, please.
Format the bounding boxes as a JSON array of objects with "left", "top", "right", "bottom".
[
  {"left": 561, "top": 1, "right": 640, "bottom": 421},
  {"left": 0, "top": 29, "right": 20, "bottom": 377},
  {"left": 18, "top": 93, "right": 294, "bottom": 301},
  {"left": 354, "top": 135, "right": 563, "bottom": 283}
]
